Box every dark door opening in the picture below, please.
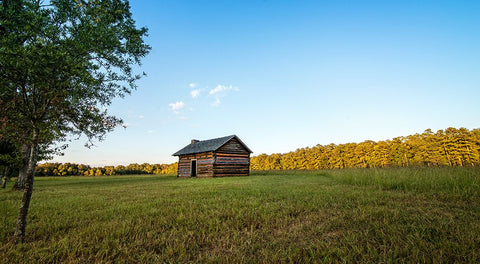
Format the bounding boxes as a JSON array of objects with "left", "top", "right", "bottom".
[{"left": 191, "top": 160, "right": 197, "bottom": 177}]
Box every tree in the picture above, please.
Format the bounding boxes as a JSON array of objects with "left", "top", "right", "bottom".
[
  {"left": 13, "top": 144, "right": 33, "bottom": 190},
  {"left": 0, "top": 0, "right": 150, "bottom": 243},
  {"left": 0, "top": 138, "right": 20, "bottom": 188}
]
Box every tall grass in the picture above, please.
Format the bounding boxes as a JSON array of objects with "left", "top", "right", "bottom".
[
  {"left": 324, "top": 167, "right": 480, "bottom": 196},
  {"left": 1, "top": 168, "right": 479, "bottom": 263}
]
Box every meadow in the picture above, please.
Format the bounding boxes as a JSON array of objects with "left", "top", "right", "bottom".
[{"left": 1, "top": 167, "right": 479, "bottom": 263}]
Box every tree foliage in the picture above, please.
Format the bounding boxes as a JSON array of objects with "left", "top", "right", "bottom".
[
  {"left": 35, "top": 162, "right": 178, "bottom": 176},
  {"left": 0, "top": 138, "right": 20, "bottom": 188},
  {"left": 251, "top": 127, "right": 480, "bottom": 170},
  {"left": 1, "top": 0, "right": 150, "bottom": 147}
]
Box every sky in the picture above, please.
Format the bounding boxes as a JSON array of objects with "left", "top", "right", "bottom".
[{"left": 51, "top": 0, "right": 480, "bottom": 166}]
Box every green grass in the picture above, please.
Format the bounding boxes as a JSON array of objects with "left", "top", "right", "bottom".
[{"left": 1, "top": 167, "right": 479, "bottom": 263}]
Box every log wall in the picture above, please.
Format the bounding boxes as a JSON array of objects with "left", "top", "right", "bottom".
[
  {"left": 216, "top": 138, "right": 250, "bottom": 154},
  {"left": 177, "top": 152, "right": 214, "bottom": 177},
  {"left": 213, "top": 153, "right": 250, "bottom": 177}
]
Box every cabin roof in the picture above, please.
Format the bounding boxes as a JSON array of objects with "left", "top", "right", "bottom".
[{"left": 172, "top": 135, "right": 252, "bottom": 156}]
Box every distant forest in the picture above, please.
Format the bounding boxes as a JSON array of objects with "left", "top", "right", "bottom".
[
  {"left": 36, "top": 163, "right": 178, "bottom": 177},
  {"left": 36, "top": 127, "right": 479, "bottom": 176},
  {"left": 251, "top": 127, "right": 480, "bottom": 170}
]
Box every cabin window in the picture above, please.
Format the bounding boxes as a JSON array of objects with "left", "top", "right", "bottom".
[{"left": 191, "top": 160, "right": 197, "bottom": 177}]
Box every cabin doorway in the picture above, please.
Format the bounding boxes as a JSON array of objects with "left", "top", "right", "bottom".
[{"left": 191, "top": 160, "right": 197, "bottom": 177}]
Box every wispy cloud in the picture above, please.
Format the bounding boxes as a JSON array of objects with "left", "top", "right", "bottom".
[
  {"left": 189, "top": 83, "right": 197, "bottom": 88},
  {"left": 190, "top": 89, "right": 201, "bottom": 98},
  {"left": 169, "top": 101, "right": 185, "bottom": 114},
  {"left": 209, "top": 84, "right": 237, "bottom": 95},
  {"left": 208, "top": 84, "right": 239, "bottom": 106},
  {"left": 138, "top": 115, "right": 144, "bottom": 119}
]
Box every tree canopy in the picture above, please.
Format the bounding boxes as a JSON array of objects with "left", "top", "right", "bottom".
[
  {"left": 35, "top": 162, "right": 178, "bottom": 176},
  {"left": 1, "top": 0, "right": 150, "bottom": 147},
  {"left": 251, "top": 127, "right": 480, "bottom": 170}
]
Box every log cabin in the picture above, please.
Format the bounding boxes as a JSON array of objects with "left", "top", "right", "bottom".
[{"left": 172, "top": 135, "right": 252, "bottom": 178}]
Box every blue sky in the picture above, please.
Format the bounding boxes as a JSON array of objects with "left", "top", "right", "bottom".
[{"left": 52, "top": 0, "right": 480, "bottom": 166}]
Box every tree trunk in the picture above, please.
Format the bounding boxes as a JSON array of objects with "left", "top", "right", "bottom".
[
  {"left": 1, "top": 166, "right": 9, "bottom": 188},
  {"left": 14, "top": 130, "right": 39, "bottom": 244},
  {"left": 12, "top": 144, "right": 30, "bottom": 190}
]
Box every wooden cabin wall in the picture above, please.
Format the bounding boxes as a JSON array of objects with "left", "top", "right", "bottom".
[
  {"left": 216, "top": 138, "right": 250, "bottom": 154},
  {"left": 177, "top": 152, "right": 214, "bottom": 177},
  {"left": 213, "top": 137, "right": 250, "bottom": 177},
  {"left": 213, "top": 153, "right": 250, "bottom": 177}
]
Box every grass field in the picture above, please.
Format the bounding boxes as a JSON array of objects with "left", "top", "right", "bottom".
[{"left": 1, "top": 167, "right": 479, "bottom": 263}]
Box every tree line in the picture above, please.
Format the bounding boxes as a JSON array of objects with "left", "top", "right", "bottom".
[
  {"left": 14, "top": 127, "right": 480, "bottom": 178},
  {"left": 251, "top": 127, "right": 480, "bottom": 170},
  {"left": 35, "top": 162, "right": 177, "bottom": 177},
  {"left": 6, "top": 127, "right": 479, "bottom": 179}
]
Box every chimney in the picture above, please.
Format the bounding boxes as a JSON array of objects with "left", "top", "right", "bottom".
[{"left": 191, "top": 139, "right": 199, "bottom": 144}]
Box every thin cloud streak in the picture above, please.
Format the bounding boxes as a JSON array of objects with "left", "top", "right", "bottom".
[
  {"left": 169, "top": 101, "right": 185, "bottom": 114},
  {"left": 208, "top": 84, "right": 239, "bottom": 106}
]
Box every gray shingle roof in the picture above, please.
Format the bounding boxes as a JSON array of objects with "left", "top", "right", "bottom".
[{"left": 172, "top": 135, "right": 252, "bottom": 156}]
